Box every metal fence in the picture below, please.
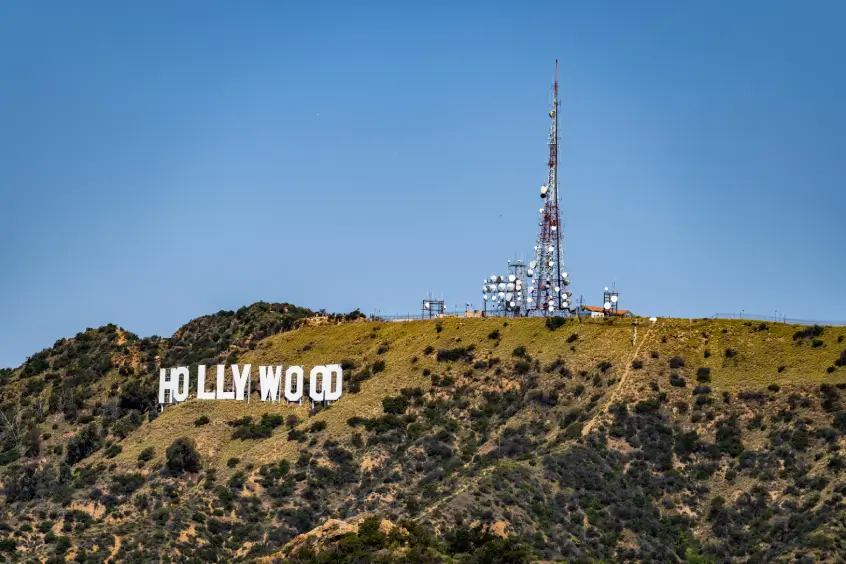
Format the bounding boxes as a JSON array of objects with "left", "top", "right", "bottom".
[
  {"left": 366, "top": 311, "right": 846, "bottom": 327},
  {"left": 711, "top": 313, "right": 846, "bottom": 327}
]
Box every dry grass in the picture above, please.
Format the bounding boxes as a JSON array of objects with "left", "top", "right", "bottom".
[{"left": 110, "top": 317, "right": 846, "bottom": 474}]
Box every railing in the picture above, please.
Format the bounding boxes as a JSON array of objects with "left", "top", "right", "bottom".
[
  {"left": 711, "top": 313, "right": 846, "bottom": 327},
  {"left": 364, "top": 310, "right": 846, "bottom": 327}
]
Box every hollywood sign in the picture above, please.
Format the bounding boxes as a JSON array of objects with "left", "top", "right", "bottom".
[{"left": 158, "top": 364, "right": 343, "bottom": 405}]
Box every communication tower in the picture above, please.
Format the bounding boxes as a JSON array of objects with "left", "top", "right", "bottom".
[
  {"left": 422, "top": 295, "right": 445, "bottom": 319},
  {"left": 528, "top": 60, "right": 571, "bottom": 315},
  {"left": 481, "top": 260, "right": 529, "bottom": 317},
  {"left": 602, "top": 286, "right": 620, "bottom": 316}
]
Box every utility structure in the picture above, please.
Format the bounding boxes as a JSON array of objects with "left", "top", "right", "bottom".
[
  {"left": 528, "top": 60, "right": 571, "bottom": 315},
  {"left": 422, "top": 295, "right": 445, "bottom": 319},
  {"left": 602, "top": 286, "right": 620, "bottom": 316},
  {"left": 481, "top": 261, "right": 528, "bottom": 317}
]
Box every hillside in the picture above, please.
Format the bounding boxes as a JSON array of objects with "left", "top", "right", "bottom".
[{"left": 1, "top": 308, "right": 846, "bottom": 563}]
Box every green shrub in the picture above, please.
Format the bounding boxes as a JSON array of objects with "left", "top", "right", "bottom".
[
  {"left": 696, "top": 367, "right": 712, "bottom": 383},
  {"left": 165, "top": 438, "right": 201, "bottom": 475},
  {"left": 194, "top": 415, "right": 210, "bottom": 427}
]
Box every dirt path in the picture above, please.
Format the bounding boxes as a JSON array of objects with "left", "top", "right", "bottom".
[
  {"left": 420, "top": 320, "right": 664, "bottom": 520},
  {"left": 105, "top": 535, "right": 121, "bottom": 564},
  {"left": 582, "top": 319, "right": 662, "bottom": 436}
]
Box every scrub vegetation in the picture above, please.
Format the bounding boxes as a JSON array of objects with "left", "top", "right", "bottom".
[{"left": 1, "top": 304, "right": 846, "bottom": 562}]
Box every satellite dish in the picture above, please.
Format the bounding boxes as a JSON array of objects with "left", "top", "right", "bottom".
[
  {"left": 498, "top": 283, "right": 506, "bottom": 291},
  {"left": 611, "top": 295, "right": 618, "bottom": 303},
  {"left": 529, "top": 260, "right": 537, "bottom": 268},
  {"left": 604, "top": 302, "right": 611, "bottom": 309},
  {"left": 548, "top": 261, "right": 554, "bottom": 267},
  {"left": 508, "top": 274, "right": 516, "bottom": 282},
  {"left": 483, "top": 295, "right": 488, "bottom": 300},
  {"left": 498, "top": 291, "right": 505, "bottom": 298},
  {"left": 562, "top": 272, "right": 568, "bottom": 278},
  {"left": 509, "top": 301, "right": 516, "bottom": 307},
  {"left": 491, "top": 295, "right": 497, "bottom": 301},
  {"left": 548, "top": 246, "right": 554, "bottom": 252},
  {"left": 527, "top": 297, "right": 534, "bottom": 303},
  {"left": 539, "top": 208, "right": 544, "bottom": 214},
  {"left": 551, "top": 225, "right": 557, "bottom": 231},
  {"left": 604, "top": 287, "right": 609, "bottom": 292},
  {"left": 505, "top": 292, "right": 513, "bottom": 301},
  {"left": 554, "top": 286, "right": 560, "bottom": 292},
  {"left": 424, "top": 303, "right": 430, "bottom": 309},
  {"left": 506, "top": 283, "right": 515, "bottom": 291},
  {"left": 548, "top": 305, "right": 555, "bottom": 311},
  {"left": 527, "top": 269, "right": 534, "bottom": 276}
]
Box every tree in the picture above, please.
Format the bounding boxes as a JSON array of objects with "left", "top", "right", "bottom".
[{"left": 165, "top": 438, "right": 201, "bottom": 475}]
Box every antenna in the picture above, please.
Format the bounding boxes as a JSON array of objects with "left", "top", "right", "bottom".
[{"left": 529, "top": 60, "right": 569, "bottom": 317}]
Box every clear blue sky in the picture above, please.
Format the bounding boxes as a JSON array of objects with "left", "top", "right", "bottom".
[{"left": 2, "top": 1, "right": 845, "bottom": 368}]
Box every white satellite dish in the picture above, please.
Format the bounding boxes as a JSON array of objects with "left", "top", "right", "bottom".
[
  {"left": 506, "top": 283, "right": 515, "bottom": 291},
  {"left": 483, "top": 295, "right": 488, "bottom": 300},
  {"left": 611, "top": 295, "right": 618, "bottom": 303},
  {"left": 527, "top": 297, "right": 534, "bottom": 303},
  {"left": 604, "top": 287, "right": 609, "bottom": 292},
  {"left": 562, "top": 272, "right": 568, "bottom": 278},
  {"left": 539, "top": 208, "right": 544, "bottom": 214},
  {"left": 548, "top": 305, "right": 555, "bottom": 311},
  {"left": 527, "top": 269, "right": 534, "bottom": 276},
  {"left": 548, "top": 246, "right": 554, "bottom": 252},
  {"left": 498, "top": 291, "right": 505, "bottom": 298},
  {"left": 510, "top": 301, "right": 516, "bottom": 307},
  {"left": 505, "top": 292, "right": 513, "bottom": 301},
  {"left": 491, "top": 295, "right": 497, "bottom": 301},
  {"left": 508, "top": 274, "right": 516, "bottom": 282},
  {"left": 548, "top": 261, "right": 554, "bottom": 267},
  {"left": 554, "top": 286, "right": 560, "bottom": 292},
  {"left": 604, "top": 302, "right": 611, "bottom": 309},
  {"left": 551, "top": 225, "right": 557, "bottom": 231},
  {"left": 424, "top": 303, "right": 430, "bottom": 309},
  {"left": 498, "top": 283, "right": 506, "bottom": 291},
  {"left": 529, "top": 260, "right": 537, "bottom": 268}
]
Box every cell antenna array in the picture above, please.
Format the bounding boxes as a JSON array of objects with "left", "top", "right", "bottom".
[{"left": 528, "top": 60, "right": 571, "bottom": 315}]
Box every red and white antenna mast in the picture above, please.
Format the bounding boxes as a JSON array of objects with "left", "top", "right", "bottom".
[{"left": 529, "top": 60, "right": 571, "bottom": 315}]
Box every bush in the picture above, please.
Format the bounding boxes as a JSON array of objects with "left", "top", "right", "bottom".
[
  {"left": 512, "top": 346, "right": 528, "bottom": 358},
  {"left": 165, "top": 438, "right": 201, "bottom": 475},
  {"left": 436, "top": 348, "right": 474, "bottom": 363},
  {"left": 194, "top": 415, "right": 210, "bottom": 427},
  {"left": 227, "top": 457, "right": 240, "bottom": 468},
  {"left": 703, "top": 350, "right": 711, "bottom": 358},
  {"left": 545, "top": 317, "right": 566, "bottom": 331},
  {"left": 669, "top": 356, "right": 685, "bottom": 369},
  {"left": 488, "top": 329, "right": 500, "bottom": 340},
  {"left": 382, "top": 395, "right": 410, "bottom": 415},
  {"left": 372, "top": 360, "right": 386, "bottom": 373},
  {"left": 137, "top": 447, "right": 155, "bottom": 463},
  {"left": 670, "top": 374, "right": 686, "bottom": 387},
  {"left": 631, "top": 360, "right": 644, "bottom": 370},
  {"left": 793, "top": 325, "right": 824, "bottom": 341},
  {"left": 566, "top": 333, "right": 579, "bottom": 344},
  {"left": 696, "top": 367, "right": 711, "bottom": 383},
  {"left": 724, "top": 348, "right": 738, "bottom": 359},
  {"left": 435, "top": 321, "right": 443, "bottom": 333}
]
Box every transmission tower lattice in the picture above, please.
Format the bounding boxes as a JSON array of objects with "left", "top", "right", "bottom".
[{"left": 528, "top": 60, "right": 571, "bottom": 315}]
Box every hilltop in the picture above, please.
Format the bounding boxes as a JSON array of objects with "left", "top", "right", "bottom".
[{"left": 1, "top": 306, "right": 846, "bottom": 563}]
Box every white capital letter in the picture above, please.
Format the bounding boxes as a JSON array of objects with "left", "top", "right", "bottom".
[
  {"left": 158, "top": 368, "right": 175, "bottom": 404},
  {"left": 171, "top": 367, "right": 190, "bottom": 402},
  {"left": 232, "top": 364, "right": 250, "bottom": 401},
  {"left": 216, "top": 365, "right": 235, "bottom": 399},
  {"left": 259, "top": 365, "right": 283, "bottom": 401},
  {"left": 196, "top": 365, "right": 215, "bottom": 400},
  {"left": 285, "top": 366, "right": 304, "bottom": 402}
]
